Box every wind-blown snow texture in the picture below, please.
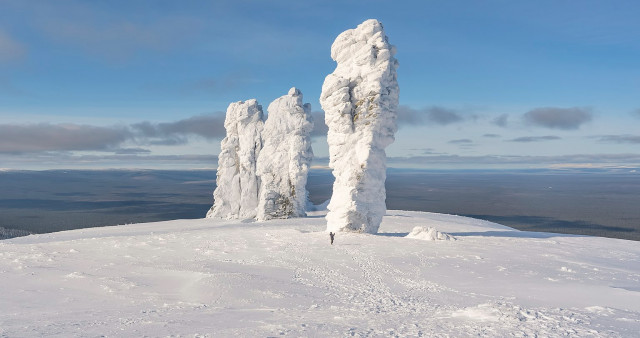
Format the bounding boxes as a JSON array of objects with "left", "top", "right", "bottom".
[
  {"left": 1, "top": 211, "right": 639, "bottom": 336},
  {"left": 256, "top": 87, "right": 314, "bottom": 221},
  {"left": 321, "top": 19, "right": 399, "bottom": 233},
  {"left": 207, "top": 99, "right": 264, "bottom": 220}
]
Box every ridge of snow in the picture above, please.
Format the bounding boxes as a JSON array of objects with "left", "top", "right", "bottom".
[
  {"left": 321, "top": 19, "right": 399, "bottom": 234},
  {"left": 256, "top": 87, "right": 313, "bottom": 221},
  {"left": 207, "top": 99, "right": 264, "bottom": 220}
]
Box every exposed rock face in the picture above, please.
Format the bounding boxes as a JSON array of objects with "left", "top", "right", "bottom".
[
  {"left": 256, "top": 88, "right": 314, "bottom": 221},
  {"left": 320, "top": 19, "right": 399, "bottom": 233},
  {"left": 207, "top": 99, "right": 264, "bottom": 219}
]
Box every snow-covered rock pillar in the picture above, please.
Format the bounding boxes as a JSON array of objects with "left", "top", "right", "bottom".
[
  {"left": 320, "top": 19, "right": 399, "bottom": 233},
  {"left": 256, "top": 87, "right": 314, "bottom": 221},
  {"left": 207, "top": 99, "right": 264, "bottom": 220}
]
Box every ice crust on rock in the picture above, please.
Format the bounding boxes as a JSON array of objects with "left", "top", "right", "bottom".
[
  {"left": 320, "top": 19, "right": 399, "bottom": 233},
  {"left": 207, "top": 99, "right": 264, "bottom": 219},
  {"left": 256, "top": 88, "right": 314, "bottom": 221},
  {"left": 406, "top": 226, "right": 456, "bottom": 241}
]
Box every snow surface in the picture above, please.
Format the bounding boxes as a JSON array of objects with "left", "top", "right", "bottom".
[
  {"left": 2, "top": 210, "right": 639, "bottom": 336},
  {"left": 321, "top": 19, "right": 399, "bottom": 234},
  {"left": 256, "top": 87, "right": 314, "bottom": 221},
  {"left": 207, "top": 99, "right": 264, "bottom": 220}
]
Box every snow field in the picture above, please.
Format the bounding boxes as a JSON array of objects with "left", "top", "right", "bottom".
[{"left": 1, "top": 210, "right": 639, "bottom": 336}]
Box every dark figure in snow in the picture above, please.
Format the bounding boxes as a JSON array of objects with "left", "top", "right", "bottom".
[{"left": 329, "top": 232, "right": 335, "bottom": 245}]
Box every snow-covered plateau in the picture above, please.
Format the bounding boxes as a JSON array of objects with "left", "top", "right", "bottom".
[{"left": 1, "top": 210, "right": 639, "bottom": 337}]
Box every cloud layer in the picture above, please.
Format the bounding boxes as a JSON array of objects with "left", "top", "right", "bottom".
[
  {"left": 132, "top": 115, "right": 226, "bottom": 145},
  {"left": 596, "top": 135, "right": 640, "bottom": 144},
  {"left": 508, "top": 136, "right": 561, "bottom": 143},
  {"left": 492, "top": 114, "right": 508, "bottom": 127},
  {"left": 0, "top": 114, "right": 227, "bottom": 154},
  {"left": 0, "top": 153, "right": 219, "bottom": 170},
  {"left": 449, "top": 139, "right": 473, "bottom": 144},
  {"left": 524, "top": 107, "right": 592, "bottom": 130},
  {"left": 0, "top": 123, "right": 132, "bottom": 153},
  {"left": 386, "top": 153, "right": 640, "bottom": 168},
  {"left": 397, "top": 105, "right": 464, "bottom": 126}
]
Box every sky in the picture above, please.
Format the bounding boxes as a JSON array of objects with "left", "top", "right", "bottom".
[{"left": 1, "top": 0, "right": 639, "bottom": 170}]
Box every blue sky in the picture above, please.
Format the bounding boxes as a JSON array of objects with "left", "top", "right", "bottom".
[{"left": 1, "top": 0, "right": 639, "bottom": 169}]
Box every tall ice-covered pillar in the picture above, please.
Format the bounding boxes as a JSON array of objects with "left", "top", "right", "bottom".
[
  {"left": 207, "top": 99, "right": 264, "bottom": 220},
  {"left": 320, "top": 19, "right": 399, "bottom": 233}
]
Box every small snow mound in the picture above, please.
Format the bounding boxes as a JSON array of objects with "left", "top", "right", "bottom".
[
  {"left": 406, "top": 226, "right": 455, "bottom": 241},
  {"left": 451, "top": 303, "right": 501, "bottom": 322}
]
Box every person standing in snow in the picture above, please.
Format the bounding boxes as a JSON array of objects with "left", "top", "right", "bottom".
[{"left": 329, "top": 232, "right": 335, "bottom": 245}]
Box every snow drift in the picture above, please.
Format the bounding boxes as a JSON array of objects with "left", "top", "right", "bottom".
[
  {"left": 207, "top": 99, "right": 264, "bottom": 219},
  {"left": 406, "top": 226, "right": 455, "bottom": 241},
  {"left": 320, "top": 19, "right": 399, "bottom": 234},
  {"left": 256, "top": 87, "right": 314, "bottom": 221}
]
